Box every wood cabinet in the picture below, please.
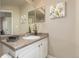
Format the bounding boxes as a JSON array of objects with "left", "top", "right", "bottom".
[{"left": 2, "top": 38, "right": 48, "bottom": 58}]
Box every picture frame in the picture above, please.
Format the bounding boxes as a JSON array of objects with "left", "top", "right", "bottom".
[{"left": 50, "top": 1, "right": 66, "bottom": 19}]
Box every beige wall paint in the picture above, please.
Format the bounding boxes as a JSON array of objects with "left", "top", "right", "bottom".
[
  {"left": 19, "top": 4, "right": 35, "bottom": 34},
  {"left": 1, "top": 5, "right": 20, "bottom": 34},
  {"left": 19, "top": 4, "right": 29, "bottom": 34},
  {"left": 76, "top": 0, "right": 79, "bottom": 57},
  {"left": 45, "top": 0, "right": 76, "bottom": 57}
]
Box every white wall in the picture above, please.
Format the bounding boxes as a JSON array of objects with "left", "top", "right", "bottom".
[{"left": 45, "top": 0, "right": 76, "bottom": 57}]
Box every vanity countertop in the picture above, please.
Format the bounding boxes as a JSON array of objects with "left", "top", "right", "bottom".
[
  {"left": 0, "top": 35, "right": 22, "bottom": 39},
  {"left": 0, "top": 35, "right": 15, "bottom": 37},
  {"left": 1, "top": 33, "right": 49, "bottom": 51}
]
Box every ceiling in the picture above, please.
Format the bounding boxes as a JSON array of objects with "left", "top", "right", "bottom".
[
  {"left": 0, "top": 0, "right": 46, "bottom": 7},
  {"left": 1, "top": 0, "right": 27, "bottom": 6}
]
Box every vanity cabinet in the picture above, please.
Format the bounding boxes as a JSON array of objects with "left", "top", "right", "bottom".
[
  {"left": 2, "top": 38, "right": 48, "bottom": 58},
  {"left": 16, "top": 40, "right": 41, "bottom": 58},
  {"left": 16, "top": 38, "right": 48, "bottom": 58},
  {"left": 40, "top": 38, "right": 48, "bottom": 58}
]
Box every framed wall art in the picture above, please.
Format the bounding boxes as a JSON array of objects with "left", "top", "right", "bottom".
[{"left": 50, "top": 1, "right": 66, "bottom": 19}]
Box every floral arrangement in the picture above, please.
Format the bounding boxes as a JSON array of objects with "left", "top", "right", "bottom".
[{"left": 50, "top": 2, "right": 65, "bottom": 19}]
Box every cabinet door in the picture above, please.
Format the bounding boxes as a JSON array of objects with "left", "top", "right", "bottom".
[
  {"left": 21, "top": 45, "right": 40, "bottom": 58},
  {"left": 17, "top": 41, "right": 41, "bottom": 58},
  {"left": 40, "top": 38, "right": 48, "bottom": 58}
]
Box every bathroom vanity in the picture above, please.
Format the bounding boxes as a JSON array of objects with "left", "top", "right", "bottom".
[{"left": 1, "top": 33, "right": 48, "bottom": 58}]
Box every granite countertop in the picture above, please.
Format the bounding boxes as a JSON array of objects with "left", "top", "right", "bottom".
[
  {"left": 1, "top": 33, "right": 49, "bottom": 51},
  {"left": 0, "top": 34, "right": 22, "bottom": 38}
]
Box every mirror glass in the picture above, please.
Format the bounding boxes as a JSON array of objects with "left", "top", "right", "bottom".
[
  {"left": 28, "top": 10, "right": 35, "bottom": 24},
  {"left": 36, "top": 7, "right": 45, "bottom": 22},
  {"left": 0, "top": 12, "right": 12, "bottom": 35},
  {"left": 0, "top": 0, "right": 46, "bottom": 35},
  {"left": 28, "top": 7, "right": 45, "bottom": 23}
]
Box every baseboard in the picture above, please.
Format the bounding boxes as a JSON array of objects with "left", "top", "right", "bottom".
[{"left": 47, "top": 55, "right": 56, "bottom": 58}]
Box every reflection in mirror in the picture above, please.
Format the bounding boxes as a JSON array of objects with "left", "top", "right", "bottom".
[
  {"left": 1, "top": 0, "right": 46, "bottom": 34},
  {"left": 0, "top": 12, "right": 12, "bottom": 35},
  {"left": 28, "top": 10, "right": 35, "bottom": 24},
  {"left": 28, "top": 7, "right": 45, "bottom": 23},
  {"left": 36, "top": 7, "right": 45, "bottom": 22}
]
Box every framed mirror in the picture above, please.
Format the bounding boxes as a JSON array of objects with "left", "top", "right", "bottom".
[{"left": 1, "top": 0, "right": 46, "bottom": 34}]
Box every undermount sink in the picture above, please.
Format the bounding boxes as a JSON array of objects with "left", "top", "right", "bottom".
[{"left": 22, "top": 35, "right": 40, "bottom": 40}]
